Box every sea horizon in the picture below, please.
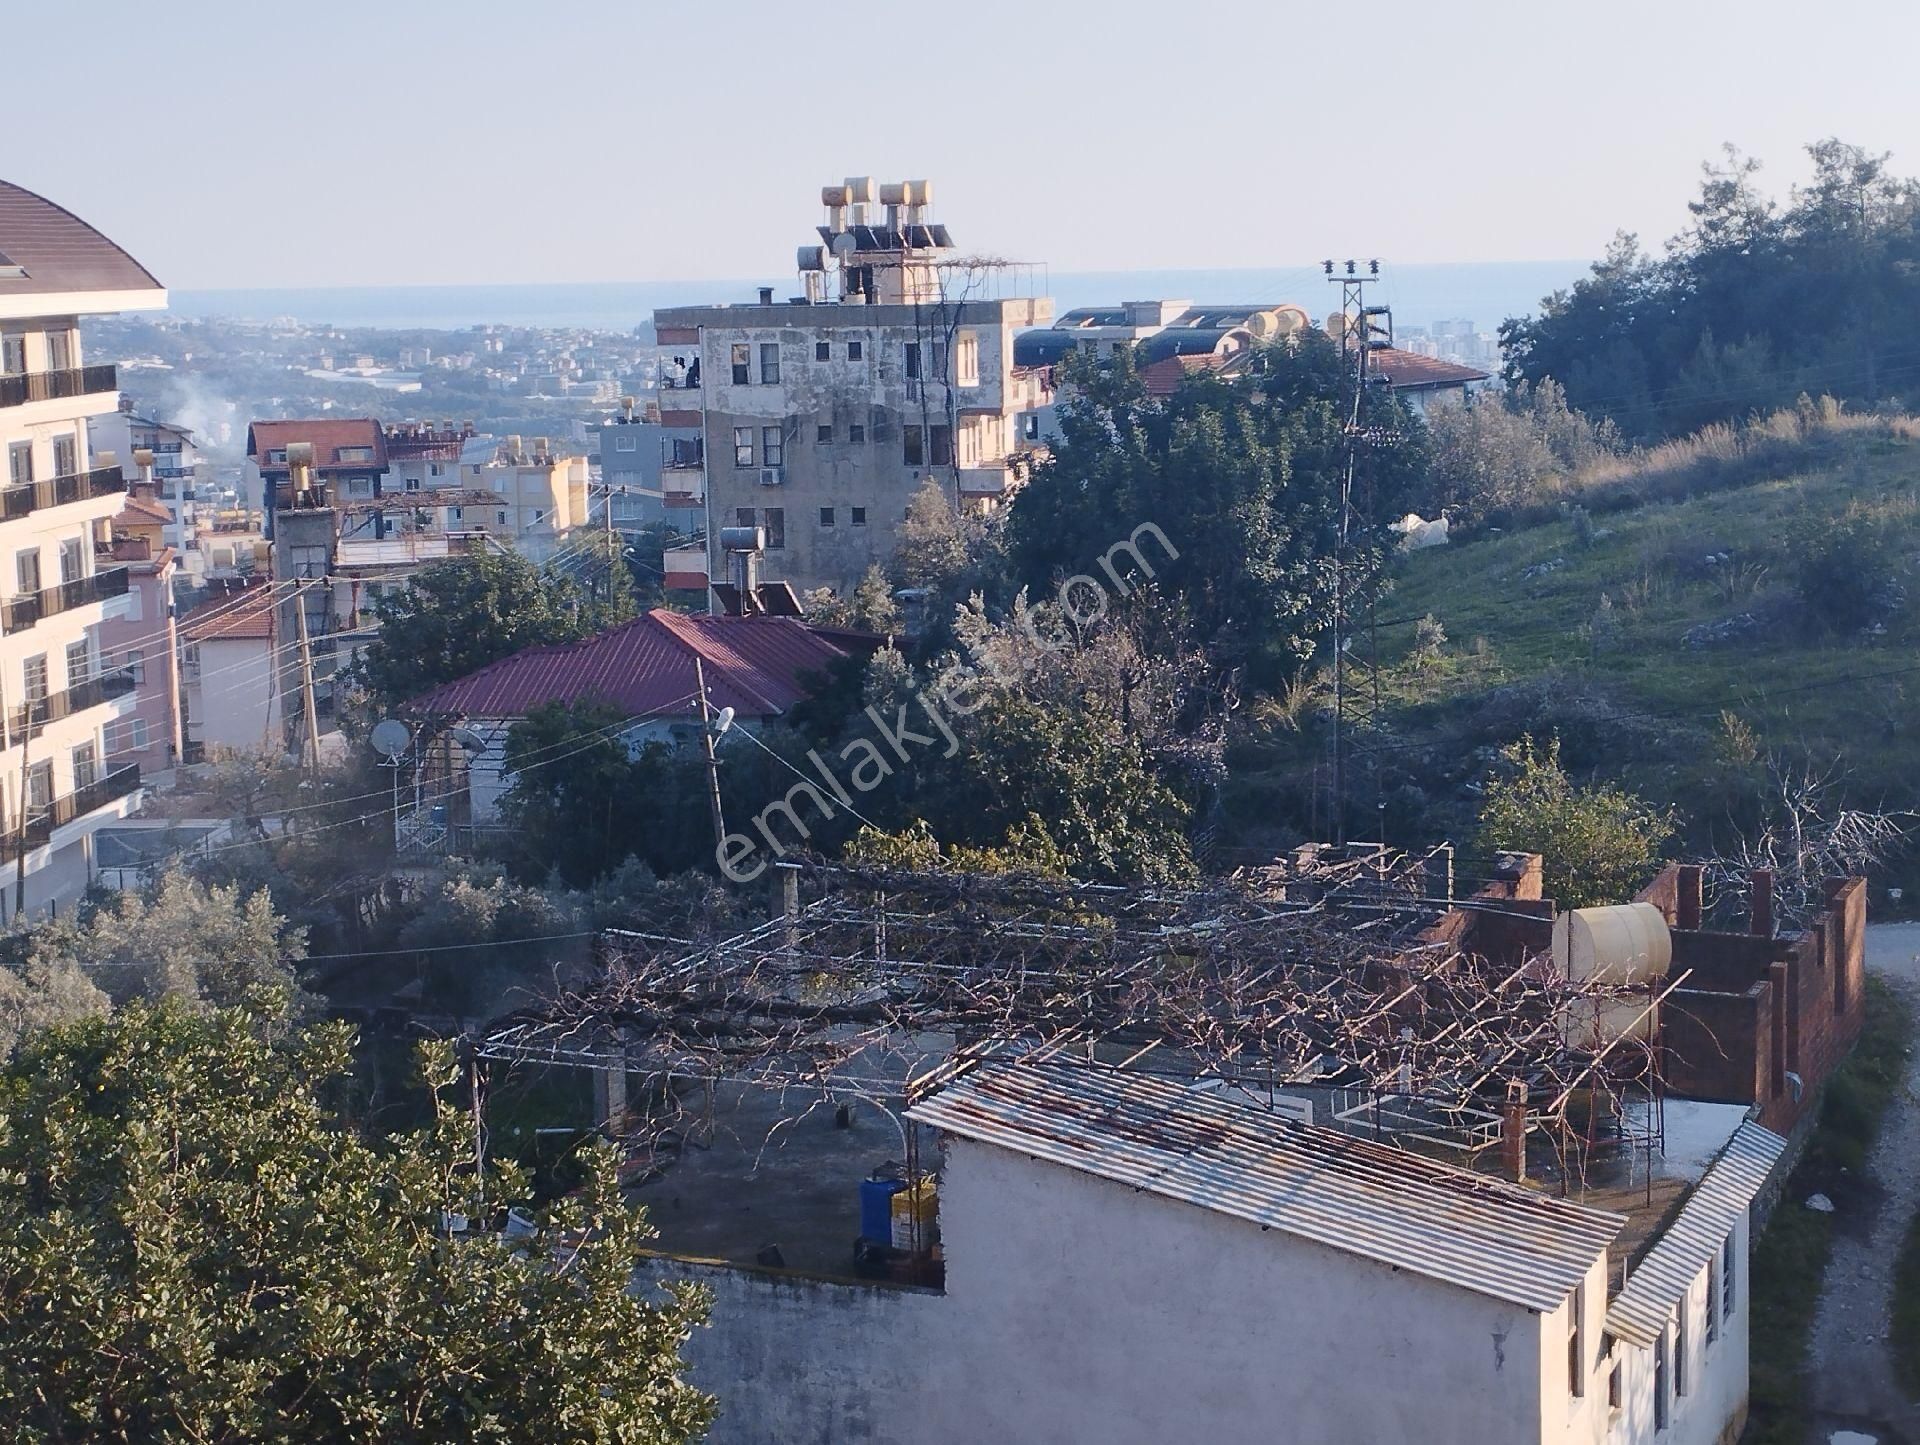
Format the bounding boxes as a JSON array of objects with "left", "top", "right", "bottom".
[{"left": 166, "top": 260, "right": 1589, "bottom": 336}]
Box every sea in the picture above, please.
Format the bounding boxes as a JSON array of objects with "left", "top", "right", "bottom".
[{"left": 166, "top": 260, "right": 1589, "bottom": 336}]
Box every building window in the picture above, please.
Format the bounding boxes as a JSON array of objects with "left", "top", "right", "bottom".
[
  {"left": 26, "top": 760, "right": 51, "bottom": 815},
  {"left": 52, "top": 434, "right": 77, "bottom": 478},
  {"left": 22, "top": 655, "right": 46, "bottom": 704},
  {"left": 59, "top": 538, "right": 85, "bottom": 584},
  {"left": 1722, "top": 1233, "right": 1736, "bottom": 1318},
  {"left": 7, "top": 442, "right": 29, "bottom": 486},
  {"left": 932, "top": 341, "right": 949, "bottom": 382},
  {"left": 0, "top": 335, "right": 23, "bottom": 375},
  {"left": 64, "top": 641, "right": 89, "bottom": 686},
  {"left": 1024, "top": 413, "right": 1041, "bottom": 441},
  {"left": 405, "top": 476, "right": 421, "bottom": 491},
  {"left": 71, "top": 743, "right": 96, "bottom": 792},
  {"left": 451, "top": 507, "right": 463, "bottom": 522},
  {"left": 764, "top": 506, "right": 785, "bottom": 550},
  {"left": 930, "top": 425, "right": 953, "bottom": 466},
  {"left": 735, "top": 508, "right": 756, "bottom": 529},
  {"left": 1707, "top": 1254, "right": 1720, "bottom": 1344},
  {"left": 761, "top": 426, "right": 784, "bottom": 468},
  {"left": 615, "top": 434, "right": 637, "bottom": 452},
  {"left": 815, "top": 341, "right": 831, "bottom": 362},
  {"left": 817, "top": 424, "right": 833, "bottom": 444},
  {"left": 267, "top": 448, "right": 288, "bottom": 464},
  {"left": 496, "top": 510, "right": 507, "bottom": 526},
  {"left": 16, "top": 550, "right": 40, "bottom": 597},
  {"left": 819, "top": 507, "right": 835, "bottom": 528},
  {"left": 130, "top": 718, "right": 150, "bottom": 750},
  {"left": 337, "top": 447, "right": 373, "bottom": 463},
  {"left": 904, "top": 342, "right": 921, "bottom": 380},
  {"left": 47, "top": 330, "right": 73, "bottom": 371},
  {"left": 1654, "top": 1330, "right": 1670, "bottom": 1431},
  {"left": 730, "top": 343, "right": 751, "bottom": 385},
  {"left": 1674, "top": 1301, "right": 1687, "bottom": 1398},
  {"left": 903, "top": 425, "right": 924, "bottom": 466},
  {"left": 759, "top": 343, "right": 781, "bottom": 385},
  {"left": 847, "top": 339, "right": 864, "bottom": 362},
  {"left": 851, "top": 506, "right": 867, "bottom": 527},
  {"left": 733, "top": 427, "right": 754, "bottom": 468},
  {"left": 1568, "top": 1282, "right": 1585, "bottom": 1398},
  {"left": 850, "top": 423, "right": 866, "bottom": 444},
  {"left": 955, "top": 331, "right": 980, "bottom": 386}
]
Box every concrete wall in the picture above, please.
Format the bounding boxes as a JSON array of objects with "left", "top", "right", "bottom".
[{"left": 189, "top": 636, "right": 277, "bottom": 750}]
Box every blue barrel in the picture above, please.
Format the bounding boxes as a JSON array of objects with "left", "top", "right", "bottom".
[{"left": 860, "top": 1175, "right": 907, "bottom": 1243}]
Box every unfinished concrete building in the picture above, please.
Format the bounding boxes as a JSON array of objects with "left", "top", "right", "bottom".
[
  {"left": 651, "top": 177, "right": 1053, "bottom": 603},
  {"left": 474, "top": 848, "right": 1864, "bottom": 1444}
]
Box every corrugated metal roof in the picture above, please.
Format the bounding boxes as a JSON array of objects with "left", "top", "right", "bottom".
[
  {"left": 0, "top": 181, "right": 164, "bottom": 300},
  {"left": 1605, "top": 1120, "right": 1786, "bottom": 1347},
  {"left": 405, "top": 607, "right": 864, "bottom": 721},
  {"left": 1369, "top": 348, "right": 1491, "bottom": 390},
  {"left": 910, "top": 1060, "right": 1625, "bottom": 1313}
]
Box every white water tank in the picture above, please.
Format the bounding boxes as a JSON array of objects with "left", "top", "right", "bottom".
[{"left": 1552, "top": 902, "right": 1672, "bottom": 1045}]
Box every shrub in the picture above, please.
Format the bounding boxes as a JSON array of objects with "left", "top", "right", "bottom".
[{"left": 1788, "top": 512, "right": 1899, "bottom": 632}]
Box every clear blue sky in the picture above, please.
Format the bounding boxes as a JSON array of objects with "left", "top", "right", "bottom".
[{"left": 12, "top": 0, "right": 1920, "bottom": 291}]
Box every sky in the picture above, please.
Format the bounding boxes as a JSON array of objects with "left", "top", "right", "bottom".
[{"left": 9, "top": 0, "right": 1920, "bottom": 292}]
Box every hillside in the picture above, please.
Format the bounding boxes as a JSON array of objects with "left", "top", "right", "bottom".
[{"left": 1223, "top": 414, "right": 1920, "bottom": 882}]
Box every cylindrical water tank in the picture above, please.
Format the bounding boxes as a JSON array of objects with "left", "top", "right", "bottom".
[{"left": 1552, "top": 902, "right": 1673, "bottom": 1044}]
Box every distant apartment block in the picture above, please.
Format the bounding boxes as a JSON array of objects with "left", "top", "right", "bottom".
[
  {"left": 91, "top": 401, "right": 202, "bottom": 569},
  {"left": 652, "top": 176, "right": 1053, "bottom": 602},
  {"left": 0, "top": 180, "right": 161, "bottom": 915}
]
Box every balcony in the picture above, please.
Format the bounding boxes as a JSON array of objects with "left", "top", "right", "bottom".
[
  {"left": 1, "top": 466, "right": 126, "bottom": 524},
  {"left": 18, "top": 764, "right": 141, "bottom": 853},
  {"left": 11, "top": 669, "right": 137, "bottom": 743},
  {"left": 0, "top": 365, "right": 117, "bottom": 410},
  {"left": 0, "top": 566, "right": 130, "bottom": 635}
]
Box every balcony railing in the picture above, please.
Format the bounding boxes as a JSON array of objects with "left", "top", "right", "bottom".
[
  {"left": 0, "top": 465, "right": 126, "bottom": 523},
  {"left": 11, "top": 669, "right": 137, "bottom": 744},
  {"left": 19, "top": 764, "right": 141, "bottom": 850},
  {"left": 0, "top": 566, "right": 130, "bottom": 635},
  {"left": 0, "top": 365, "right": 117, "bottom": 409}
]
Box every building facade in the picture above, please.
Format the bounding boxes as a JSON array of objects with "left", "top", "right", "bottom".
[
  {"left": 97, "top": 489, "right": 180, "bottom": 773},
  {"left": 0, "top": 180, "right": 160, "bottom": 915},
  {"left": 92, "top": 403, "right": 202, "bottom": 567},
  {"left": 653, "top": 177, "right": 1052, "bottom": 601}
]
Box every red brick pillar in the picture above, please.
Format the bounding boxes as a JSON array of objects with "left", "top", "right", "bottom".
[
  {"left": 1751, "top": 869, "right": 1775, "bottom": 939},
  {"left": 1501, "top": 1079, "right": 1529, "bottom": 1182},
  {"left": 1677, "top": 865, "right": 1704, "bottom": 931}
]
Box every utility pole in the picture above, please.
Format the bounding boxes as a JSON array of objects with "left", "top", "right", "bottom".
[
  {"left": 293, "top": 577, "right": 322, "bottom": 788},
  {"left": 1324, "top": 259, "right": 1397, "bottom": 845},
  {"left": 693, "top": 657, "right": 727, "bottom": 854}
]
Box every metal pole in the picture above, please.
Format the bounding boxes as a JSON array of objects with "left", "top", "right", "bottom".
[
  {"left": 293, "top": 578, "right": 321, "bottom": 788},
  {"left": 693, "top": 657, "right": 727, "bottom": 853}
]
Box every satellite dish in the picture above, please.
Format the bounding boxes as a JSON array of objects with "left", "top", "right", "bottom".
[
  {"left": 370, "top": 719, "right": 412, "bottom": 759},
  {"left": 712, "top": 706, "right": 735, "bottom": 736},
  {"left": 448, "top": 727, "right": 487, "bottom": 752},
  {"left": 829, "top": 231, "right": 858, "bottom": 260}
]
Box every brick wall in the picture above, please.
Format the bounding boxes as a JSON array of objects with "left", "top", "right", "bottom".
[{"left": 1665, "top": 983, "right": 1768, "bottom": 1104}]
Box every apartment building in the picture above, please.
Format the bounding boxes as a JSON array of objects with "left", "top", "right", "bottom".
[
  {"left": 0, "top": 180, "right": 161, "bottom": 915},
  {"left": 653, "top": 177, "right": 1052, "bottom": 602},
  {"left": 98, "top": 488, "right": 181, "bottom": 771},
  {"left": 92, "top": 401, "right": 201, "bottom": 567}
]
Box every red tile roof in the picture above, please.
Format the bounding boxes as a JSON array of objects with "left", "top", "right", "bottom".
[
  {"left": 117, "top": 493, "right": 172, "bottom": 527},
  {"left": 1368, "top": 348, "right": 1490, "bottom": 389},
  {"left": 181, "top": 581, "right": 276, "bottom": 642},
  {"left": 247, "top": 418, "right": 389, "bottom": 471},
  {"left": 0, "top": 180, "right": 164, "bottom": 300},
  {"left": 1139, "top": 354, "right": 1229, "bottom": 396},
  {"left": 406, "top": 608, "right": 868, "bottom": 722}
]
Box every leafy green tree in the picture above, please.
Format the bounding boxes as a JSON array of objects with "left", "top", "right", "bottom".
[
  {"left": 844, "top": 814, "right": 1072, "bottom": 878},
  {"left": 1476, "top": 735, "right": 1673, "bottom": 909},
  {"left": 0, "top": 1002, "right": 713, "bottom": 1443},
  {"left": 804, "top": 565, "right": 901, "bottom": 633}
]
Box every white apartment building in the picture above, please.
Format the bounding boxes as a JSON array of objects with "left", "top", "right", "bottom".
[
  {"left": 91, "top": 401, "right": 201, "bottom": 567},
  {"left": 0, "top": 181, "right": 161, "bottom": 915},
  {"left": 652, "top": 177, "right": 1053, "bottom": 601}
]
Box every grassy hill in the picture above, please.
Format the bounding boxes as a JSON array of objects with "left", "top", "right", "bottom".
[{"left": 1222, "top": 409, "right": 1920, "bottom": 884}]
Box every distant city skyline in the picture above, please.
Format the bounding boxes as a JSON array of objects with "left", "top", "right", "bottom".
[{"left": 14, "top": 0, "right": 1920, "bottom": 292}]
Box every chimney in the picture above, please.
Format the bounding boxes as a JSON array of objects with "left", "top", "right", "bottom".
[
  {"left": 1501, "top": 1079, "right": 1528, "bottom": 1182},
  {"left": 758, "top": 286, "right": 775, "bottom": 306},
  {"left": 1677, "top": 864, "right": 1704, "bottom": 931}
]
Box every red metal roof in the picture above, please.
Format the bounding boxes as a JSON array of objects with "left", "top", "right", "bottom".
[
  {"left": 181, "top": 580, "right": 276, "bottom": 642},
  {"left": 406, "top": 607, "right": 868, "bottom": 721},
  {"left": 0, "top": 180, "right": 164, "bottom": 300},
  {"left": 1368, "top": 348, "right": 1490, "bottom": 390},
  {"left": 247, "top": 418, "right": 389, "bottom": 471},
  {"left": 1139, "top": 354, "right": 1228, "bottom": 395}
]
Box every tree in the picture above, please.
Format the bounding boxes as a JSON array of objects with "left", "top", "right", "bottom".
[
  {"left": 0, "top": 1002, "right": 713, "bottom": 1442},
  {"left": 351, "top": 553, "right": 594, "bottom": 714},
  {"left": 803, "top": 565, "right": 901, "bottom": 633},
  {"left": 1476, "top": 735, "right": 1674, "bottom": 909}
]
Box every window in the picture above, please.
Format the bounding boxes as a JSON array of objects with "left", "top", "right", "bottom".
[
  {"left": 764, "top": 506, "right": 785, "bottom": 550},
  {"left": 847, "top": 339, "right": 864, "bottom": 362},
  {"left": 47, "top": 330, "right": 73, "bottom": 371},
  {"left": 850, "top": 422, "right": 866, "bottom": 444},
  {"left": 817, "top": 424, "right": 834, "bottom": 444},
  {"left": 735, "top": 507, "right": 757, "bottom": 529},
  {"left": 815, "top": 341, "right": 831, "bottom": 362},
  {"left": 730, "top": 343, "right": 751, "bottom": 385},
  {"left": 761, "top": 426, "right": 784, "bottom": 468},
  {"left": 930, "top": 425, "right": 953, "bottom": 466},
  {"left": 122, "top": 585, "right": 143, "bottom": 622},
  {"left": 451, "top": 506, "right": 464, "bottom": 522},
  {"left": 903, "top": 425, "right": 924, "bottom": 466},
  {"left": 26, "top": 760, "right": 51, "bottom": 815},
  {"left": 124, "top": 648, "right": 145, "bottom": 684},
  {"left": 904, "top": 342, "right": 921, "bottom": 380},
  {"left": 59, "top": 538, "right": 84, "bottom": 585},
  {"left": 16, "top": 550, "right": 40, "bottom": 597},
  {"left": 130, "top": 718, "right": 150, "bottom": 750},
  {"left": 615, "top": 434, "right": 637, "bottom": 452},
  {"left": 71, "top": 743, "right": 96, "bottom": 792},
  {"left": 405, "top": 476, "right": 421, "bottom": 491},
  {"left": 1654, "top": 1330, "right": 1670, "bottom": 1431},
  {"left": 819, "top": 508, "right": 835, "bottom": 528},
  {"left": 932, "top": 341, "right": 949, "bottom": 381},
  {"left": 1707, "top": 1255, "right": 1720, "bottom": 1344},
  {"left": 1568, "top": 1282, "right": 1585, "bottom": 1398},
  {"left": 7, "top": 442, "right": 29, "bottom": 486},
  {"left": 851, "top": 506, "right": 867, "bottom": 527},
  {"left": 496, "top": 510, "right": 507, "bottom": 526},
  {"left": 0, "top": 335, "right": 23, "bottom": 375},
  {"left": 64, "top": 641, "right": 89, "bottom": 686},
  {"left": 267, "top": 448, "right": 289, "bottom": 465},
  {"left": 955, "top": 332, "right": 980, "bottom": 386},
  {"left": 733, "top": 427, "right": 754, "bottom": 468},
  {"left": 1722, "top": 1233, "right": 1736, "bottom": 1319},
  {"left": 430, "top": 462, "right": 445, "bottom": 475},
  {"left": 52, "top": 435, "right": 77, "bottom": 478},
  {"left": 22, "top": 655, "right": 46, "bottom": 704},
  {"left": 759, "top": 342, "right": 781, "bottom": 385},
  {"left": 1674, "top": 1301, "right": 1687, "bottom": 1398},
  {"left": 1023, "top": 413, "right": 1041, "bottom": 441},
  {"left": 337, "top": 447, "right": 373, "bottom": 463}
]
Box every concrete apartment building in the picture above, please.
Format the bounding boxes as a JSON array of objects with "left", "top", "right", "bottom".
[
  {"left": 91, "top": 401, "right": 201, "bottom": 570},
  {"left": 653, "top": 177, "right": 1052, "bottom": 601},
  {"left": 0, "top": 180, "right": 159, "bottom": 915},
  {"left": 98, "top": 487, "right": 181, "bottom": 773}
]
